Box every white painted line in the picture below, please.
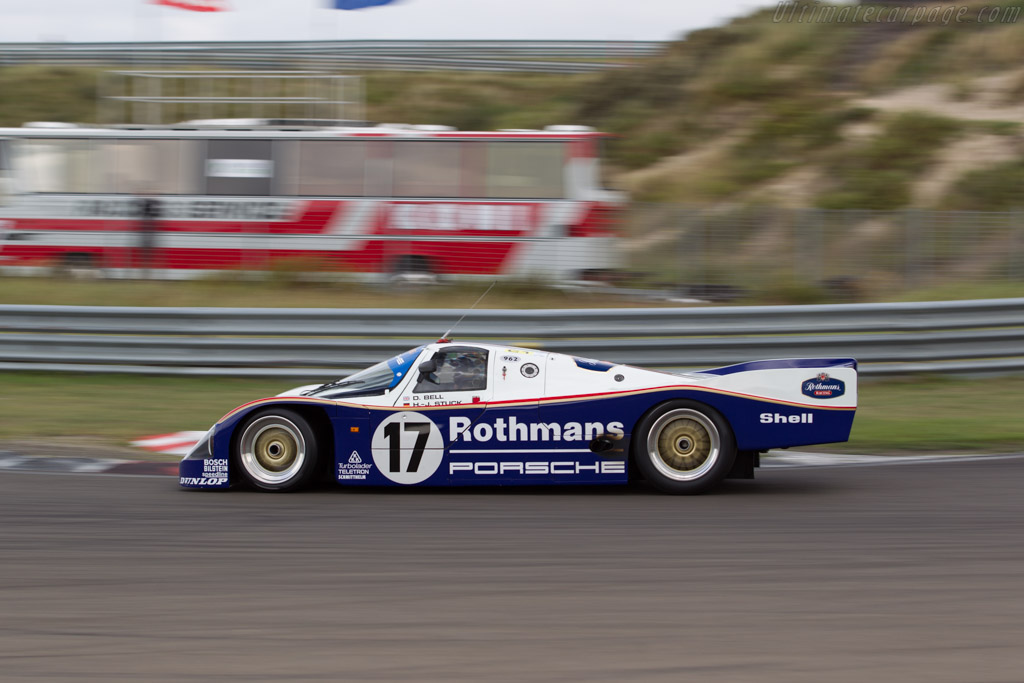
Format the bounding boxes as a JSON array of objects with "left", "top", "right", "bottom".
[
  {"left": 0, "top": 454, "right": 28, "bottom": 469},
  {"left": 69, "top": 459, "right": 128, "bottom": 473},
  {"left": 131, "top": 430, "right": 206, "bottom": 454}
]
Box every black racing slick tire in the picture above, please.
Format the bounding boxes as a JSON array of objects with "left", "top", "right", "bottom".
[
  {"left": 633, "top": 400, "right": 737, "bottom": 495},
  {"left": 234, "top": 408, "right": 319, "bottom": 492}
]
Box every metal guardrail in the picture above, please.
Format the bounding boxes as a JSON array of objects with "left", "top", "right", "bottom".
[
  {"left": 1, "top": 298, "right": 1023, "bottom": 378},
  {"left": 0, "top": 40, "right": 666, "bottom": 73}
]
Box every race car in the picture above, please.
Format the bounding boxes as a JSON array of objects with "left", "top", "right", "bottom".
[{"left": 179, "top": 340, "right": 857, "bottom": 494}]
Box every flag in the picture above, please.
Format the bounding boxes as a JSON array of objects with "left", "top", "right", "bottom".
[
  {"left": 152, "top": 0, "right": 229, "bottom": 11},
  {"left": 330, "top": 0, "right": 398, "bottom": 9}
]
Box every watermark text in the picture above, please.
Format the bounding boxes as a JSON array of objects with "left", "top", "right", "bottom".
[{"left": 774, "top": 2, "right": 1022, "bottom": 26}]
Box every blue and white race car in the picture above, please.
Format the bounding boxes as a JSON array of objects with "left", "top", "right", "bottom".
[{"left": 180, "top": 341, "right": 857, "bottom": 494}]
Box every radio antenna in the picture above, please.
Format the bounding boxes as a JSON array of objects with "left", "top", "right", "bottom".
[{"left": 441, "top": 281, "right": 496, "bottom": 341}]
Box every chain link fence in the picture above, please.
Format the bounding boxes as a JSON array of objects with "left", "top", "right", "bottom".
[
  {"left": 624, "top": 206, "right": 1024, "bottom": 300},
  {"left": 3, "top": 201, "right": 1024, "bottom": 298}
]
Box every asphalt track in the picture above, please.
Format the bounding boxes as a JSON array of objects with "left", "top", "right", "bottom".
[{"left": 2, "top": 456, "right": 1024, "bottom": 682}]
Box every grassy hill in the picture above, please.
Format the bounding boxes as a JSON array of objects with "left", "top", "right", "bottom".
[
  {"left": 590, "top": 0, "right": 1024, "bottom": 210},
  {"left": 5, "top": 2, "right": 1024, "bottom": 212}
]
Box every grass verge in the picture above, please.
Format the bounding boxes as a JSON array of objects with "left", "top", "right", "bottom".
[
  {"left": 0, "top": 275, "right": 664, "bottom": 309},
  {"left": 0, "top": 373, "right": 286, "bottom": 444},
  {"left": 0, "top": 372, "right": 1020, "bottom": 454},
  {"left": 841, "top": 375, "right": 1024, "bottom": 453}
]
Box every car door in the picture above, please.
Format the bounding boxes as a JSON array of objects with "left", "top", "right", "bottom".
[
  {"left": 445, "top": 347, "right": 542, "bottom": 485},
  {"left": 366, "top": 345, "right": 493, "bottom": 486}
]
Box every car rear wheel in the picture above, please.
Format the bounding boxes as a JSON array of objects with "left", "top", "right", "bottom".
[
  {"left": 633, "top": 400, "right": 736, "bottom": 494},
  {"left": 235, "top": 409, "right": 319, "bottom": 492}
]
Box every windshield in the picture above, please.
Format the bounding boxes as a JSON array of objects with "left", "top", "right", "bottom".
[{"left": 305, "top": 346, "right": 425, "bottom": 399}]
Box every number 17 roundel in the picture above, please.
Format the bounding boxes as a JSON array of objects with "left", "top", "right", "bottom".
[{"left": 371, "top": 412, "right": 444, "bottom": 485}]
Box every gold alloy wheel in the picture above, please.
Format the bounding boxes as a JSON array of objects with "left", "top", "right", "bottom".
[
  {"left": 239, "top": 415, "right": 307, "bottom": 486},
  {"left": 253, "top": 426, "right": 298, "bottom": 472},
  {"left": 646, "top": 408, "right": 721, "bottom": 482}
]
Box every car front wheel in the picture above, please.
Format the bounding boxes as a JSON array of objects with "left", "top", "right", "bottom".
[
  {"left": 633, "top": 400, "right": 736, "bottom": 494},
  {"left": 235, "top": 409, "right": 319, "bottom": 492}
]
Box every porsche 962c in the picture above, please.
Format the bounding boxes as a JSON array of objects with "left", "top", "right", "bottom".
[{"left": 179, "top": 341, "right": 857, "bottom": 494}]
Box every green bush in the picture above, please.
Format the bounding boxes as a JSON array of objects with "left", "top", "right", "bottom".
[
  {"left": 575, "top": 57, "right": 692, "bottom": 120},
  {"left": 742, "top": 274, "right": 831, "bottom": 305},
  {"left": 723, "top": 102, "right": 870, "bottom": 187},
  {"left": 943, "top": 158, "right": 1024, "bottom": 211},
  {"left": 816, "top": 170, "right": 911, "bottom": 211},
  {"left": 612, "top": 130, "right": 686, "bottom": 169},
  {"left": 965, "top": 120, "right": 1021, "bottom": 136},
  {"left": 888, "top": 28, "right": 958, "bottom": 87},
  {"left": 0, "top": 66, "right": 100, "bottom": 126},
  {"left": 816, "top": 111, "right": 962, "bottom": 209}
]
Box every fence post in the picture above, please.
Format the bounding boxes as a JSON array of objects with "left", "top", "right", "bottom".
[
  {"left": 676, "top": 205, "right": 701, "bottom": 290},
  {"left": 791, "top": 207, "right": 801, "bottom": 281},
  {"left": 805, "top": 207, "right": 824, "bottom": 285},
  {"left": 691, "top": 206, "right": 706, "bottom": 290},
  {"left": 904, "top": 208, "right": 920, "bottom": 290},
  {"left": 675, "top": 205, "right": 685, "bottom": 288},
  {"left": 1014, "top": 210, "right": 1024, "bottom": 282}
]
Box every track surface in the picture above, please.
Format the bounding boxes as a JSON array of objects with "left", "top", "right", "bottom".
[{"left": 2, "top": 457, "right": 1024, "bottom": 682}]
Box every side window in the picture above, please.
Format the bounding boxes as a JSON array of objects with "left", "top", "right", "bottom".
[
  {"left": 393, "top": 141, "right": 462, "bottom": 198},
  {"left": 414, "top": 348, "right": 489, "bottom": 393},
  {"left": 485, "top": 142, "right": 564, "bottom": 199},
  {"left": 98, "top": 139, "right": 200, "bottom": 195},
  {"left": 0, "top": 139, "right": 10, "bottom": 206},
  {"left": 277, "top": 139, "right": 368, "bottom": 197},
  {"left": 15, "top": 139, "right": 73, "bottom": 193}
]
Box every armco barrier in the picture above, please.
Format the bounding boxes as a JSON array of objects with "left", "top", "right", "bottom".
[{"left": 1, "top": 298, "right": 1023, "bottom": 378}]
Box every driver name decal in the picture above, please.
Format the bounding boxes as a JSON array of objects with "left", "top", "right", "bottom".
[{"left": 410, "top": 393, "right": 463, "bottom": 406}]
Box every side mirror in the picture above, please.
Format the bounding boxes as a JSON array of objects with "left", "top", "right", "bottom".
[{"left": 418, "top": 359, "right": 438, "bottom": 375}]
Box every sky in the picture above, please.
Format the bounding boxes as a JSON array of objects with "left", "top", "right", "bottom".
[{"left": 0, "top": 0, "right": 776, "bottom": 43}]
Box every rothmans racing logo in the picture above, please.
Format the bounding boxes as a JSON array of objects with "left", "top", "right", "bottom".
[{"left": 801, "top": 373, "right": 846, "bottom": 399}]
